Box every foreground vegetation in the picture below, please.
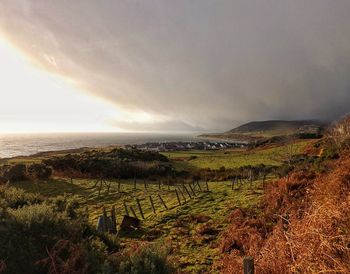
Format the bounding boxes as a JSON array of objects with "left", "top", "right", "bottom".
[
  {"left": 217, "top": 115, "right": 350, "bottom": 273},
  {"left": 3, "top": 123, "right": 344, "bottom": 273},
  {"left": 11, "top": 177, "right": 264, "bottom": 273},
  {"left": 0, "top": 143, "right": 283, "bottom": 273}
]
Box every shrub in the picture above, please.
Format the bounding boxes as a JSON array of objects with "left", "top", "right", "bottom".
[
  {"left": 320, "top": 141, "right": 339, "bottom": 160},
  {"left": 196, "top": 222, "right": 218, "bottom": 236},
  {"left": 0, "top": 188, "right": 119, "bottom": 274},
  {"left": 27, "top": 163, "right": 52, "bottom": 180},
  {"left": 44, "top": 148, "right": 172, "bottom": 179},
  {"left": 0, "top": 176, "right": 8, "bottom": 185},
  {"left": 2, "top": 164, "right": 26, "bottom": 182},
  {"left": 0, "top": 203, "right": 78, "bottom": 274},
  {"left": 110, "top": 243, "right": 175, "bottom": 274},
  {"left": 218, "top": 155, "right": 350, "bottom": 274},
  {"left": 48, "top": 194, "right": 80, "bottom": 219},
  {"left": 329, "top": 114, "right": 350, "bottom": 151},
  {"left": 0, "top": 185, "right": 43, "bottom": 209},
  {"left": 37, "top": 239, "right": 89, "bottom": 274}
]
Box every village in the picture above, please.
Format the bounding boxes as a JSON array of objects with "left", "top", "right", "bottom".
[{"left": 125, "top": 140, "right": 247, "bottom": 152}]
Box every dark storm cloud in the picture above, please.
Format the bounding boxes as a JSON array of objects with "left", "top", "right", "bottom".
[{"left": 1, "top": 0, "right": 350, "bottom": 131}]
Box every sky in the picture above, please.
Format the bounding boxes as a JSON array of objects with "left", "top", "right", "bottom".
[{"left": 0, "top": 0, "right": 350, "bottom": 133}]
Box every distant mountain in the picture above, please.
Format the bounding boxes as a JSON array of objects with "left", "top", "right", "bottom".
[
  {"left": 199, "top": 119, "right": 327, "bottom": 143},
  {"left": 227, "top": 120, "right": 326, "bottom": 135}
]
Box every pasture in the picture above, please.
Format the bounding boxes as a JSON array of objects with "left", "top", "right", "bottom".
[
  {"left": 13, "top": 177, "right": 265, "bottom": 273},
  {"left": 164, "top": 140, "right": 311, "bottom": 170},
  {"left": 6, "top": 140, "right": 312, "bottom": 272}
]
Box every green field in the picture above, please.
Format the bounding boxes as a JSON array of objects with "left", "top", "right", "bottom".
[
  {"left": 12, "top": 177, "right": 264, "bottom": 273},
  {"left": 3, "top": 140, "right": 312, "bottom": 272},
  {"left": 163, "top": 141, "right": 310, "bottom": 170}
]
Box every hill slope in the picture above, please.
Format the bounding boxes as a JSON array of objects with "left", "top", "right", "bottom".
[
  {"left": 200, "top": 120, "right": 326, "bottom": 142},
  {"left": 227, "top": 120, "right": 325, "bottom": 135},
  {"left": 218, "top": 153, "right": 350, "bottom": 273}
]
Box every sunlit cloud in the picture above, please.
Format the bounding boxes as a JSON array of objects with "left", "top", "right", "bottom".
[{"left": 0, "top": 35, "right": 125, "bottom": 133}]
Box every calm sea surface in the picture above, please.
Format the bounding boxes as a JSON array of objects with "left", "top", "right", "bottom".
[{"left": 0, "top": 132, "right": 199, "bottom": 158}]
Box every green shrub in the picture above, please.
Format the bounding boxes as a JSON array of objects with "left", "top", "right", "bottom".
[
  {"left": 27, "top": 163, "right": 52, "bottom": 179},
  {"left": 0, "top": 185, "right": 43, "bottom": 208},
  {"left": 3, "top": 164, "right": 27, "bottom": 182},
  {"left": 321, "top": 142, "right": 340, "bottom": 160},
  {"left": 111, "top": 244, "right": 175, "bottom": 274},
  {"left": 48, "top": 194, "right": 80, "bottom": 219},
  {"left": 44, "top": 148, "right": 172, "bottom": 179},
  {"left": 0, "top": 188, "right": 119, "bottom": 274}
]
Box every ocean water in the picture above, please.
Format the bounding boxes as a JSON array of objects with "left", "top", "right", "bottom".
[{"left": 0, "top": 132, "right": 198, "bottom": 158}]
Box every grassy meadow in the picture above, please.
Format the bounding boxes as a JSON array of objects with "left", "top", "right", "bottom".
[
  {"left": 163, "top": 140, "right": 310, "bottom": 170},
  {"left": 3, "top": 140, "right": 313, "bottom": 273},
  {"left": 12, "top": 177, "right": 265, "bottom": 273}
]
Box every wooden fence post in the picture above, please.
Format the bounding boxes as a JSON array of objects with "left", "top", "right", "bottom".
[
  {"left": 262, "top": 173, "right": 266, "bottom": 189},
  {"left": 250, "top": 170, "right": 253, "bottom": 189},
  {"left": 106, "top": 181, "right": 111, "bottom": 195},
  {"left": 231, "top": 176, "right": 236, "bottom": 190},
  {"left": 136, "top": 198, "right": 145, "bottom": 219},
  {"left": 92, "top": 179, "right": 99, "bottom": 188},
  {"left": 243, "top": 256, "right": 254, "bottom": 274},
  {"left": 192, "top": 181, "right": 197, "bottom": 191},
  {"left": 188, "top": 183, "right": 196, "bottom": 196},
  {"left": 175, "top": 189, "right": 181, "bottom": 206},
  {"left": 158, "top": 194, "right": 168, "bottom": 210},
  {"left": 144, "top": 180, "right": 147, "bottom": 190},
  {"left": 102, "top": 207, "right": 108, "bottom": 232},
  {"left": 149, "top": 195, "right": 156, "bottom": 214},
  {"left": 123, "top": 201, "right": 129, "bottom": 216},
  {"left": 183, "top": 185, "right": 192, "bottom": 199},
  {"left": 197, "top": 181, "right": 202, "bottom": 192},
  {"left": 178, "top": 188, "right": 186, "bottom": 202},
  {"left": 118, "top": 181, "right": 121, "bottom": 192},
  {"left": 98, "top": 181, "right": 102, "bottom": 197},
  {"left": 129, "top": 206, "right": 137, "bottom": 219},
  {"left": 205, "top": 180, "right": 209, "bottom": 192},
  {"left": 133, "top": 177, "right": 137, "bottom": 189},
  {"left": 111, "top": 206, "right": 116, "bottom": 233}
]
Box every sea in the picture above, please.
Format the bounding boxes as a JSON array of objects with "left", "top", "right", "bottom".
[{"left": 0, "top": 132, "right": 199, "bottom": 158}]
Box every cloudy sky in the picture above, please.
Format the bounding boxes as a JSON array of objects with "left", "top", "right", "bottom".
[{"left": 0, "top": 0, "right": 350, "bottom": 133}]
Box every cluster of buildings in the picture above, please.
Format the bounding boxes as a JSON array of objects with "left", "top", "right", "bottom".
[{"left": 125, "top": 141, "right": 247, "bottom": 152}]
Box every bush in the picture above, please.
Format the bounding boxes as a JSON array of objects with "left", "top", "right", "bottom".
[
  {"left": 27, "top": 163, "right": 52, "bottom": 180},
  {"left": 0, "top": 203, "right": 81, "bottom": 274},
  {"left": 44, "top": 148, "right": 172, "bottom": 179},
  {"left": 2, "top": 164, "right": 26, "bottom": 182},
  {"left": 111, "top": 243, "right": 175, "bottom": 274},
  {"left": 0, "top": 176, "right": 8, "bottom": 184},
  {"left": 329, "top": 114, "right": 350, "bottom": 151},
  {"left": 0, "top": 187, "right": 119, "bottom": 274},
  {"left": 48, "top": 194, "right": 80, "bottom": 219},
  {"left": 0, "top": 185, "right": 43, "bottom": 209}
]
